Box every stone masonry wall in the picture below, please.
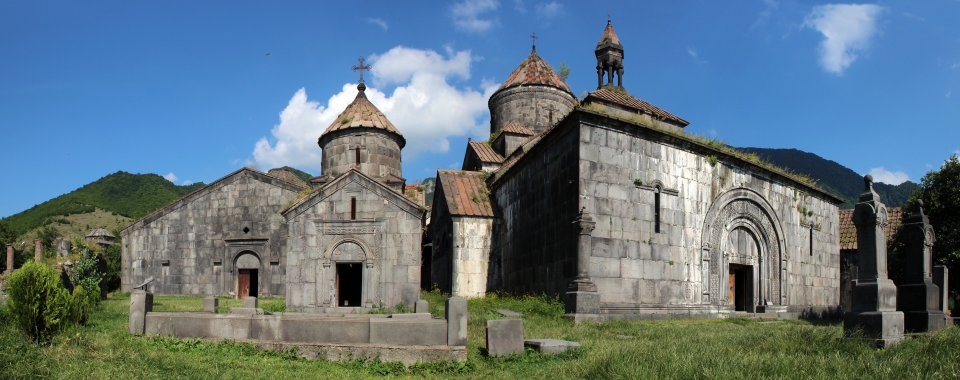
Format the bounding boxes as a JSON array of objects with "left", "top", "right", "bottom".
[
  {"left": 449, "top": 216, "right": 495, "bottom": 298},
  {"left": 321, "top": 129, "right": 403, "bottom": 180},
  {"left": 492, "top": 123, "right": 581, "bottom": 296},
  {"left": 576, "top": 112, "right": 841, "bottom": 313},
  {"left": 489, "top": 86, "right": 576, "bottom": 135},
  {"left": 284, "top": 172, "right": 423, "bottom": 311},
  {"left": 121, "top": 170, "right": 302, "bottom": 296}
]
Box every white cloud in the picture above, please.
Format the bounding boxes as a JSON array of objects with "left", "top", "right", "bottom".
[
  {"left": 451, "top": 0, "right": 499, "bottom": 33},
  {"left": 253, "top": 46, "right": 499, "bottom": 172},
  {"left": 687, "top": 48, "right": 698, "bottom": 59},
  {"left": 951, "top": 62, "right": 960, "bottom": 70},
  {"left": 163, "top": 172, "right": 178, "bottom": 182},
  {"left": 535, "top": 2, "right": 563, "bottom": 20},
  {"left": 802, "top": 4, "right": 885, "bottom": 74},
  {"left": 947, "top": 90, "right": 952, "bottom": 99},
  {"left": 514, "top": 0, "right": 526, "bottom": 13},
  {"left": 182, "top": 180, "right": 193, "bottom": 186},
  {"left": 867, "top": 167, "right": 909, "bottom": 185},
  {"left": 367, "top": 17, "right": 388, "bottom": 30}
]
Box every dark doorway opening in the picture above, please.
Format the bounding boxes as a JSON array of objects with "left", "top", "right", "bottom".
[
  {"left": 729, "top": 264, "right": 752, "bottom": 312},
  {"left": 238, "top": 269, "right": 258, "bottom": 299},
  {"left": 336, "top": 263, "right": 362, "bottom": 307}
]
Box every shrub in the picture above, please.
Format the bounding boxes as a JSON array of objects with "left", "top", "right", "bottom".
[
  {"left": 69, "top": 238, "right": 104, "bottom": 305},
  {"left": 67, "top": 285, "right": 92, "bottom": 325},
  {"left": 6, "top": 262, "right": 72, "bottom": 343}
]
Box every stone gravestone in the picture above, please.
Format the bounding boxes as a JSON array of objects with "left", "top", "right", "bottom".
[
  {"left": 446, "top": 296, "right": 468, "bottom": 346},
  {"left": 204, "top": 296, "right": 219, "bottom": 313},
  {"left": 129, "top": 289, "right": 154, "bottom": 335},
  {"left": 34, "top": 239, "right": 42, "bottom": 262},
  {"left": 933, "top": 266, "right": 952, "bottom": 326},
  {"left": 843, "top": 175, "right": 904, "bottom": 348},
  {"left": 415, "top": 299, "right": 429, "bottom": 314},
  {"left": 896, "top": 200, "right": 945, "bottom": 333},
  {"left": 5, "top": 244, "right": 12, "bottom": 274},
  {"left": 486, "top": 319, "right": 524, "bottom": 356}
]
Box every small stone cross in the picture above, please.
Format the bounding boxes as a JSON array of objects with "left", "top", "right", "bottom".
[
  {"left": 352, "top": 56, "right": 372, "bottom": 84},
  {"left": 530, "top": 32, "right": 538, "bottom": 47}
]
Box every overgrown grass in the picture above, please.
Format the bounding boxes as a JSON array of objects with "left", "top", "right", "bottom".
[{"left": 3, "top": 291, "right": 960, "bottom": 379}]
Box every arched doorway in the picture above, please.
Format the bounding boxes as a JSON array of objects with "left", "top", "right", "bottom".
[
  {"left": 235, "top": 251, "right": 260, "bottom": 299},
  {"left": 332, "top": 241, "right": 365, "bottom": 307}
]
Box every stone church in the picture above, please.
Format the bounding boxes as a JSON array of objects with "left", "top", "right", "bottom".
[
  {"left": 431, "top": 20, "right": 845, "bottom": 320},
  {"left": 121, "top": 79, "right": 424, "bottom": 311}
]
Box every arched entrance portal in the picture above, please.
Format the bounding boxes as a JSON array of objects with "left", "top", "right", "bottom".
[
  {"left": 235, "top": 251, "right": 260, "bottom": 299},
  {"left": 701, "top": 188, "right": 787, "bottom": 312}
]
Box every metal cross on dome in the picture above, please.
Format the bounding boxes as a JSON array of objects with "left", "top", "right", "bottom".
[
  {"left": 352, "top": 56, "right": 372, "bottom": 84},
  {"left": 530, "top": 32, "right": 538, "bottom": 47}
]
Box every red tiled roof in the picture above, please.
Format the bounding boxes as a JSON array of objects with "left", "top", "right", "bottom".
[
  {"left": 597, "top": 20, "right": 621, "bottom": 46},
  {"left": 320, "top": 85, "right": 404, "bottom": 142},
  {"left": 436, "top": 170, "right": 495, "bottom": 217},
  {"left": 497, "top": 48, "right": 572, "bottom": 95},
  {"left": 500, "top": 120, "right": 535, "bottom": 136},
  {"left": 468, "top": 141, "right": 504, "bottom": 164},
  {"left": 839, "top": 207, "right": 903, "bottom": 250},
  {"left": 586, "top": 88, "right": 689, "bottom": 126}
]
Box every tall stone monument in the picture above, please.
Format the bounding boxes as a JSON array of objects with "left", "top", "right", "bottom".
[
  {"left": 5, "top": 243, "right": 12, "bottom": 274},
  {"left": 843, "top": 175, "right": 904, "bottom": 347},
  {"left": 896, "top": 200, "right": 945, "bottom": 332},
  {"left": 564, "top": 207, "right": 600, "bottom": 323},
  {"left": 34, "top": 239, "right": 42, "bottom": 263}
]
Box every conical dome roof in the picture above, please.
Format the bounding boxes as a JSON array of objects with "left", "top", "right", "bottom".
[
  {"left": 597, "top": 20, "right": 621, "bottom": 47},
  {"left": 319, "top": 84, "right": 405, "bottom": 147},
  {"left": 496, "top": 47, "right": 573, "bottom": 95}
]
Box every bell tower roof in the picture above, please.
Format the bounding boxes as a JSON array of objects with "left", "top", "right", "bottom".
[
  {"left": 496, "top": 47, "right": 573, "bottom": 96},
  {"left": 595, "top": 19, "right": 625, "bottom": 89},
  {"left": 318, "top": 83, "right": 405, "bottom": 148}
]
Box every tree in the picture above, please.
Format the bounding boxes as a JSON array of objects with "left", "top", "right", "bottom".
[{"left": 889, "top": 154, "right": 960, "bottom": 303}]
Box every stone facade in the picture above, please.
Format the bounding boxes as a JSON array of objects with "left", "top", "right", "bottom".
[
  {"left": 282, "top": 169, "right": 423, "bottom": 311},
  {"left": 319, "top": 128, "right": 403, "bottom": 183},
  {"left": 488, "top": 86, "right": 576, "bottom": 135},
  {"left": 120, "top": 168, "right": 304, "bottom": 296}
]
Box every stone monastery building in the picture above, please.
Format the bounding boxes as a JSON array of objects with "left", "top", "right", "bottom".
[
  {"left": 430, "top": 21, "right": 845, "bottom": 320},
  {"left": 121, "top": 20, "right": 846, "bottom": 320}
]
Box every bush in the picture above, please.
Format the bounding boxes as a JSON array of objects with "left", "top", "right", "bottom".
[
  {"left": 67, "top": 285, "right": 92, "bottom": 325},
  {"left": 69, "top": 248, "right": 103, "bottom": 307},
  {"left": 6, "top": 262, "right": 72, "bottom": 343}
]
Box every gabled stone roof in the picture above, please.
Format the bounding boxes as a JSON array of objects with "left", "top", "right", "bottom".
[
  {"left": 597, "top": 20, "right": 621, "bottom": 47},
  {"left": 319, "top": 84, "right": 404, "bottom": 145},
  {"left": 281, "top": 168, "right": 423, "bottom": 220},
  {"left": 496, "top": 48, "right": 573, "bottom": 96},
  {"left": 436, "top": 170, "right": 495, "bottom": 217},
  {"left": 467, "top": 141, "right": 504, "bottom": 164},
  {"left": 85, "top": 228, "right": 114, "bottom": 239},
  {"left": 839, "top": 207, "right": 903, "bottom": 251},
  {"left": 267, "top": 168, "right": 308, "bottom": 188},
  {"left": 586, "top": 88, "right": 689, "bottom": 126},
  {"left": 500, "top": 120, "right": 535, "bottom": 136}
]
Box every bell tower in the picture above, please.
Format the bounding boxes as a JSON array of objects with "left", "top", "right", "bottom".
[{"left": 595, "top": 19, "right": 624, "bottom": 88}]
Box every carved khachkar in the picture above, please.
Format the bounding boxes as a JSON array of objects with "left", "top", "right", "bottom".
[
  {"left": 843, "top": 175, "right": 904, "bottom": 348},
  {"left": 563, "top": 207, "right": 601, "bottom": 323},
  {"left": 896, "top": 200, "right": 945, "bottom": 332}
]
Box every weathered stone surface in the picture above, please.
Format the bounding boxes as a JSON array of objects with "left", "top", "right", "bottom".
[
  {"left": 5, "top": 244, "right": 12, "bottom": 274},
  {"left": 488, "top": 85, "right": 576, "bottom": 136},
  {"left": 446, "top": 296, "right": 468, "bottom": 346},
  {"left": 496, "top": 309, "right": 522, "bottom": 317},
  {"left": 203, "top": 296, "right": 218, "bottom": 313},
  {"left": 486, "top": 319, "right": 524, "bottom": 356},
  {"left": 415, "top": 299, "right": 429, "bottom": 314},
  {"left": 34, "top": 239, "right": 42, "bottom": 262},
  {"left": 244, "top": 297, "right": 258, "bottom": 308},
  {"left": 229, "top": 307, "right": 265, "bottom": 315},
  {"left": 896, "top": 201, "right": 945, "bottom": 333},
  {"left": 129, "top": 290, "right": 153, "bottom": 335},
  {"left": 523, "top": 339, "right": 581, "bottom": 354},
  {"left": 370, "top": 318, "right": 447, "bottom": 346}
]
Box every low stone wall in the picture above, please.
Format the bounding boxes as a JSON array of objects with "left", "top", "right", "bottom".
[{"left": 130, "top": 292, "right": 468, "bottom": 364}]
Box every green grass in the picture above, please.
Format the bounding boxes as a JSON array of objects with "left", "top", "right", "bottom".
[{"left": 2, "top": 290, "right": 960, "bottom": 379}]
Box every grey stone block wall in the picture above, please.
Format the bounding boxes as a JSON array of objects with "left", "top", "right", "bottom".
[
  {"left": 450, "top": 216, "right": 494, "bottom": 297},
  {"left": 120, "top": 169, "right": 303, "bottom": 296},
  {"left": 492, "top": 125, "right": 582, "bottom": 297},
  {"left": 284, "top": 171, "right": 423, "bottom": 311},
  {"left": 489, "top": 86, "right": 577, "bottom": 135},
  {"left": 575, "top": 112, "right": 840, "bottom": 312},
  {"left": 320, "top": 129, "right": 403, "bottom": 180}
]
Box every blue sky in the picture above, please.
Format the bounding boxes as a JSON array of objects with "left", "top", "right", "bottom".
[{"left": 2, "top": 1, "right": 959, "bottom": 218}]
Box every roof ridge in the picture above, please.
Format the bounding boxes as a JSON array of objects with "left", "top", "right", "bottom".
[{"left": 496, "top": 48, "right": 573, "bottom": 95}]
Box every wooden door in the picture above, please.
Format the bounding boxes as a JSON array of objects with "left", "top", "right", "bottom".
[
  {"left": 238, "top": 269, "right": 251, "bottom": 299},
  {"left": 729, "top": 271, "right": 736, "bottom": 305}
]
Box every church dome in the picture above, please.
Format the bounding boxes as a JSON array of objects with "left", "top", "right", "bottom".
[
  {"left": 488, "top": 47, "right": 577, "bottom": 135},
  {"left": 318, "top": 83, "right": 405, "bottom": 185}
]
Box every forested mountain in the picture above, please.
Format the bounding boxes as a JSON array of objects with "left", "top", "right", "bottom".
[
  {"left": 738, "top": 148, "right": 917, "bottom": 209},
  {"left": 281, "top": 166, "right": 314, "bottom": 184},
  {"left": 1, "top": 171, "right": 205, "bottom": 235}
]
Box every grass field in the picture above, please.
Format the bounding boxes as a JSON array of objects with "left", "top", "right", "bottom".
[{"left": 2, "top": 290, "right": 960, "bottom": 379}]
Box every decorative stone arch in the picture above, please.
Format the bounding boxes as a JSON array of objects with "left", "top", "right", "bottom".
[
  {"left": 317, "top": 237, "right": 380, "bottom": 308},
  {"left": 234, "top": 250, "right": 262, "bottom": 269},
  {"left": 233, "top": 250, "right": 262, "bottom": 299},
  {"left": 700, "top": 188, "right": 788, "bottom": 308}
]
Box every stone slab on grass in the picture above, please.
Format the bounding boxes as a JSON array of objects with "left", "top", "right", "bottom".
[
  {"left": 496, "top": 309, "right": 522, "bottom": 317},
  {"left": 486, "top": 319, "right": 523, "bottom": 357},
  {"left": 523, "top": 339, "right": 581, "bottom": 354}
]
